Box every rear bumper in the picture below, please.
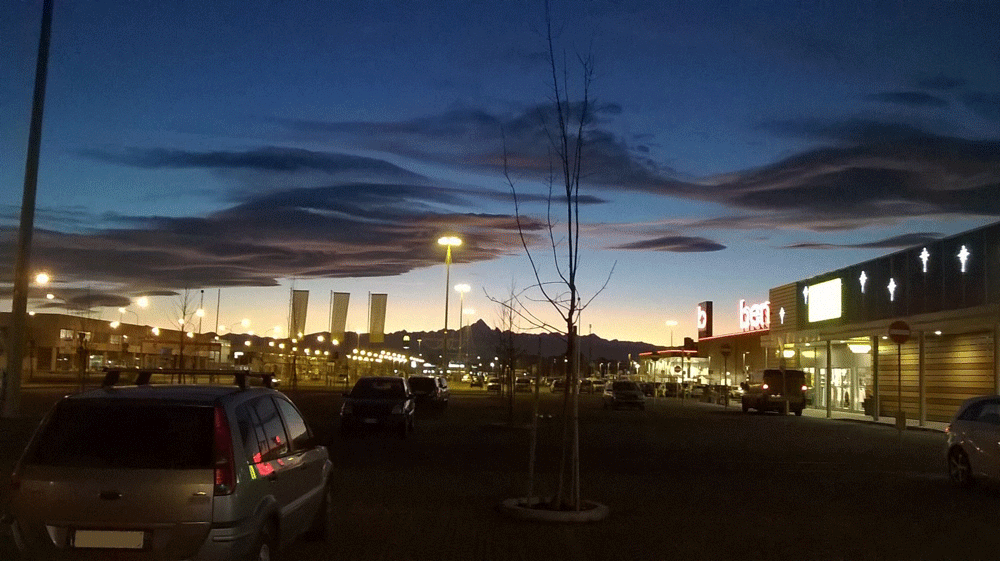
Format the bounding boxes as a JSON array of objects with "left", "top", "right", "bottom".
[{"left": 8, "top": 517, "right": 256, "bottom": 561}]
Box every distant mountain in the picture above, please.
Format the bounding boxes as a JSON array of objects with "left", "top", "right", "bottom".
[
  {"left": 222, "top": 319, "right": 663, "bottom": 372},
  {"left": 381, "top": 319, "right": 660, "bottom": 366}
]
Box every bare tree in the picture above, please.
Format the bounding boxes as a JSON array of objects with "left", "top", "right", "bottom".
[
  {"left": 493, "top": 280, "right": 523, "bottom": 424},
  {"left": 169, "top": 289, "right": 202, "bottom": 380},
  {"left": 493, "top": 3, "right": 615, "bottom": 512}
]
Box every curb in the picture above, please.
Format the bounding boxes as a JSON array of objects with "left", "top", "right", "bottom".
[{"left": 499, "top": 498, "right": 609, "bottom": 523}]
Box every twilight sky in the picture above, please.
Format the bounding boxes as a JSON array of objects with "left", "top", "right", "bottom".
[{"left": 3, "top": 0, "right": 999, "bottom": 345}]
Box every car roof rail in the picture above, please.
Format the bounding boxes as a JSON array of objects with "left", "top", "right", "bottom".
[{"left": 101, "top": 367, "right": 277, "bottom": 389}]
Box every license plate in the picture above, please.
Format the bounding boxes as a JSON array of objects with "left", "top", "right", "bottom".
[
  {"left": 363, "top": 418, "right": 378, "bottom": 424},
  {"left": 73, "top": 530, "right": 145, "bottom": 549}
]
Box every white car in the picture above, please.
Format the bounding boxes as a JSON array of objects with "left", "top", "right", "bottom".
[{"left": 945, "top": 395, "right": 1000, "bottom": 487}]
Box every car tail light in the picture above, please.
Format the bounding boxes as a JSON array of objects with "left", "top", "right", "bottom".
[
  {"left": 213, "top": 406, "right": 236, "bottom": 496},
  {"left": 945, "top": 424, "right": 951, "bottom": 434}
]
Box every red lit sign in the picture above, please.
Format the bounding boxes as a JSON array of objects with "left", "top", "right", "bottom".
[
  {"left": 739, "top": 299, "right": 770, "bottom": 332},
  {"left": 697, "top": 301, "right": 713, "bottom": 338}
]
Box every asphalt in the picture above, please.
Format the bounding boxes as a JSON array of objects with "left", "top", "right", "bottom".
[{"left": 0, "top": 379, "right": 957, "bottom": 561}]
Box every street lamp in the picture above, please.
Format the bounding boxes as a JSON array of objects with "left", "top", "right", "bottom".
[
  {"left": 455, "top": 284, "right": 470, "bottom": 371},
  {"left": 438, "top": 236, "right": 462, "bottom": 375},
  {"left": 666, "top": 320, "right": 678, "bottom": 348}
]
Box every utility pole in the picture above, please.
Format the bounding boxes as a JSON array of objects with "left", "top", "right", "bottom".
[{"left": 3, "top": 0, "right": 55, "bottom": 418}]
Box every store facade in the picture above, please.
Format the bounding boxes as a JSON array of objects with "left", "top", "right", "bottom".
[
  {"left": 696, "top": 297, "right": 774, "bottom": 387},
  {"left": 763, "top": 221, "right": 1000, "bottom": 424}
]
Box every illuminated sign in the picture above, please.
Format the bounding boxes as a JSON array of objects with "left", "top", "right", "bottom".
[
  {"left": 739, "top": 299, "right": 770, "bottom": 332},
  {"left": 807, "top": 278, "right": 842, "bottom": 322},
  {"left": 697, "top": 301, "right": 713, "bottom": 338}
]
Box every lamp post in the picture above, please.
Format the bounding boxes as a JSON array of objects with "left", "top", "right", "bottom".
[
  {"left": 3, "top": 0, "right": 54, "bottom": 418},
  {"left": 666, "top": 320, "right": 678, "bottom": 348},
  {"left": 455, "top": 283, "right": 470, "bottom": 374},
  {"left": 438, "top": 236, "right": 461, "bottom": 376}
]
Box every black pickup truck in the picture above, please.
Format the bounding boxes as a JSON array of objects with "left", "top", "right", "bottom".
[{"left": 741, "top": 369, "right": 808, "bottom": 415}]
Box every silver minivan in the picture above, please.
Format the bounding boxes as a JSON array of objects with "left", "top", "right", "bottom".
[{"left": 6, "top": 375, "right": 332, "bottom": 560}]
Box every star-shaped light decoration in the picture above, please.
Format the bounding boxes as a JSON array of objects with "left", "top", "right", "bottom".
[
  {"left": 859, "top": 271, "right": 867, "bottom": 294},
  {"left": 958, "top": 245, "right": 970, "bottom": 273},
  {"left": 919, "top": 248, "right": 930, "bottom": 273},
  {"left": 887, "top": 278, "right": 897, "bottom": 302}
]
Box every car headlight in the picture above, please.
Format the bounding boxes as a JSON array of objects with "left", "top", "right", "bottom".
[{"left": 341, "top": 403, "right": 353, "bottom": 415}]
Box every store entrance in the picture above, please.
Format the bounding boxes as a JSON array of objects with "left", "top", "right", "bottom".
[{"left": 807, "top": 366, "right": 871, "bottom": 413}]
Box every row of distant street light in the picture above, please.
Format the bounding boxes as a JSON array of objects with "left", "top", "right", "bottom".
[{"left": 29, "top": 233, "right": 481, "bottom": 373}]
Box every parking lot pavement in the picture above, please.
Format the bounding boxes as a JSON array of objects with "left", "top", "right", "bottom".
[{"left": 0, "top": 386, "right": 967, "bottom": 561}]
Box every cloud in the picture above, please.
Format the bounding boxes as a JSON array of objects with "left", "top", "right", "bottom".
[
  {"left": 283, "top": 107, "right": 1000, "bottom": 234},
  {"left": 610, "top": 234, "right": 726, "bottom": 253},
  {"left": 281, "top": 104, "right": 690, "bottom": 194},
  {"left": 780, "top": 232, "right": 943, "bottom": 250},
  {"left": 960, "top": 92, "right": 1000, "bottom": 121},
  {"left": 711, "top": 119, "right": 1000, "bottom": 229},
  {"left": 80, "top": 146, "right": 425, "bottom": 178},
  {"left": 915, "top": 74, "right": 966, "bottom": 91},
  {"left": 0, "top": 182, "right": 546, "bottom": 295},
  {"left": 866, "top": 92, "right": 948, "bottom": 108}
]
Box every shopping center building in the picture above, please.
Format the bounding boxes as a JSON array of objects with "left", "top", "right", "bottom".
[
  {"left": 665, "top": 221, "right": 998, "bottom": 426},
  {"left": 761, "top": 221, "right": 1000, "bottom": 424}
]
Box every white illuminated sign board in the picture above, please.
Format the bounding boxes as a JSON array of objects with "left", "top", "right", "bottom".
[
  {"left": 739, "top": 299, "right": 770, "bottom": 332},
  {"left": 807, "top": 278, "right": 842, "bottom": 323}
]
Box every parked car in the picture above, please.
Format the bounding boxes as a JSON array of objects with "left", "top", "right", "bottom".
[
  {"left": 514, "top": 377, "right": 533, "bottom": 392},
  {"left": 408, "top": 375, "right": 449, "bottom": 408},
  {"left": 5, "top": 374, "right": 333, "bottom": 560},
  {"left": 550, "top": 378, "right": 566, "bottom": 393},
  {"left": 661, "top": 382, "right": 681, "bottom": 397},
  {"left": 469, "top": 376, "right": 484, "bottom": 388},
  {"left": 486, "top": 377, "right": 501, "bottom": 392},
  {"left": 603, "top": 380, "right": 646, "bottom": 410},
  {"left": 341, "top": 376, "right": 416, "bottom": 438},
  {"left": 741, "top": 369, "right": 808, "bottom": 415},
  {"left": 945, "top": 395, "right": 1000, "bottom": 487},
  {"left": 639, "top": 382, "right": 656, "bottom": 397}
]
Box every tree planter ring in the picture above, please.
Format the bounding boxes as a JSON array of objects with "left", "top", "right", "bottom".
[{"left": 499, "top": 497, "right": 609, "bottom": 523}]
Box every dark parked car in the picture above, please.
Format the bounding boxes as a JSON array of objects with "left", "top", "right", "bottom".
[
  {"left": 741, "top": 369, "right": 808, "bottom": 415},
  {"left": 341, "top": 376, "right": 416, "bottom": 438},
  {"left": 5, "top": 373, "right": 333, "bottom": 561},
  {"left": 408, "top": 375, "right": 450, "bottom": 408},
  {"left": 603, "top": 380, "right": 646, "bottom": 410},
  {"left": 639, "top": 382, "right": 656, "bottom": 397}
]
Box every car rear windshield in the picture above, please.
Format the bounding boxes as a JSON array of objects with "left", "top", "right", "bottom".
[
  {"left": 613, "top": 381, "right": 638, "bottom": 391},
  {"left": 408, "top": 377, "right": 436, "bottom": 391},
  {"left": 29, "top": 401, "right": 215, "bottom": 469},
  {"left": 351, "top": 378, "right": 407, "bottom": 399}
]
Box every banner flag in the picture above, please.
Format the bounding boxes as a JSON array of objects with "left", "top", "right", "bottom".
[
  {"left": 331, "top": 292, "right": 350, "bottom": 343},
  {"left": 368, "top": 293, "right": 388, "bottom": 344},
  {"left": 290, "top": 290, "right": 309, "bottom": 338}
]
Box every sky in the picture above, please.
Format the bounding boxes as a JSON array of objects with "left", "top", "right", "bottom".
[{"left": 2, "top": 0, "right": 999, "bottom": 347}]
